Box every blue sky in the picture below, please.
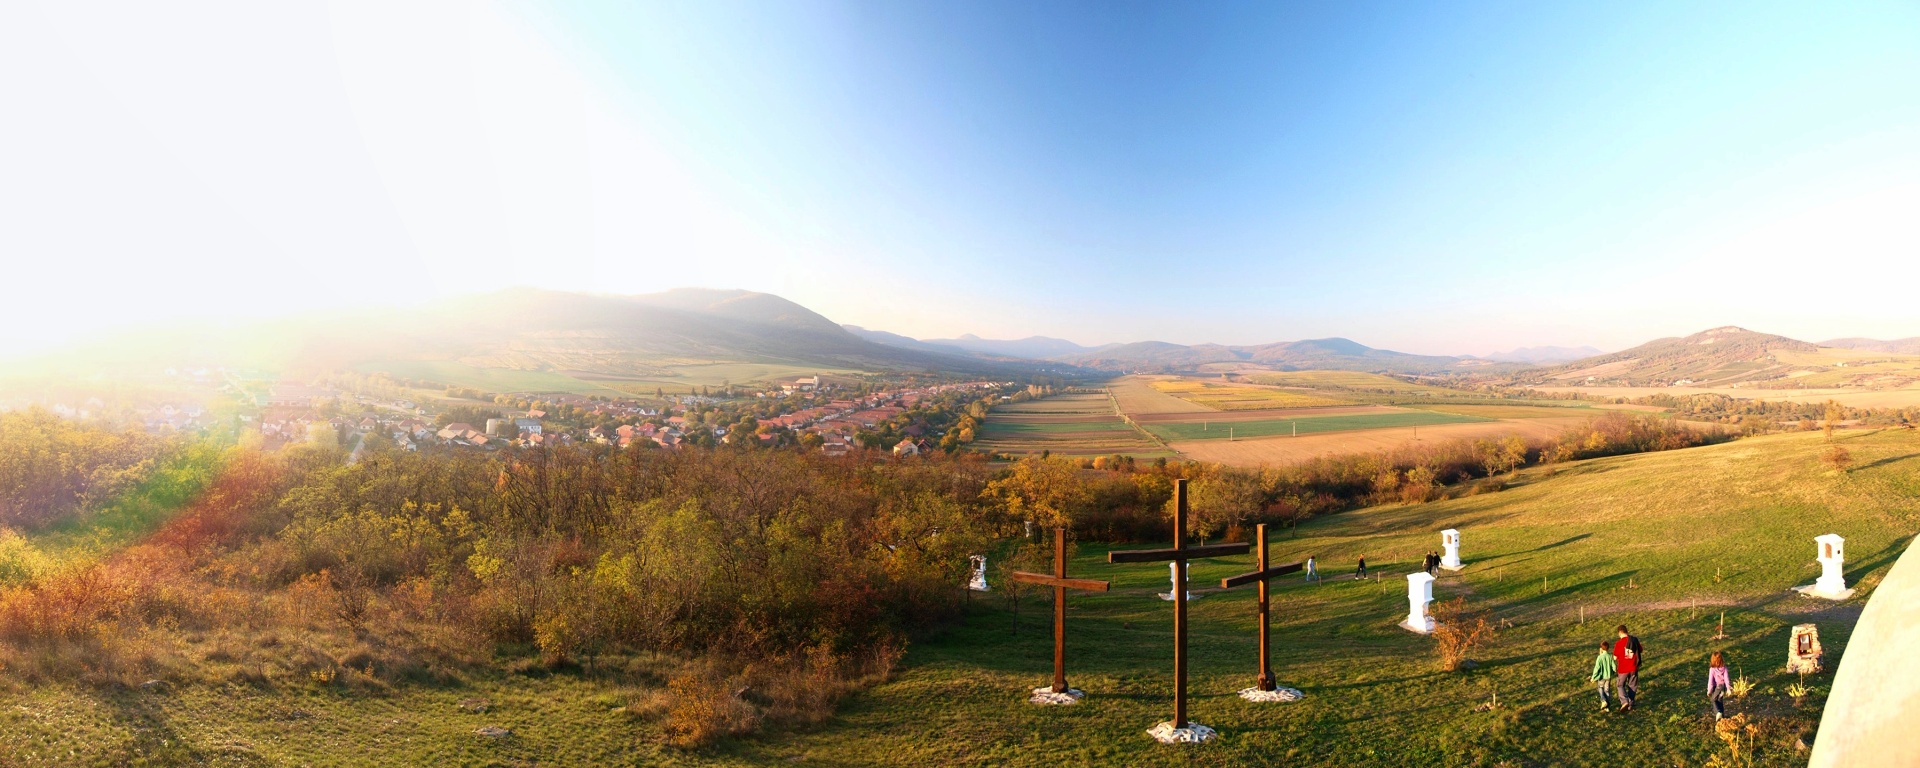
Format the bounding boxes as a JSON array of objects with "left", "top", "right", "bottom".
[{"left": 4, "top": 1, "right": 1917, "bottom": 356}]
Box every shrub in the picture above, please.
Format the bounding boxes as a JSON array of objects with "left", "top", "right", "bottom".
[{"left": 1431, "top": 597, "right": 1495, "bottom": 672}]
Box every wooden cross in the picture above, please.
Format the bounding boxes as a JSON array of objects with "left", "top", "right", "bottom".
[
  {"left": 1218, "top": 524, "right": 1308, "bottom": 691},
  {"left": 1108, "top": 479, "right": 1250, "bottom": 729},
  {"left": 1010, "top": 526, "right": 1111, "bottom": 694}
]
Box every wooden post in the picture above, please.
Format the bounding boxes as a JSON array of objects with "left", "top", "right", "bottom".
[
  {"left": 1173, "top": 484, "right": 1187, "bottom": 728},
  {"left": 1011, "top": 527, "right": 1111, "bottom": 694},
  {"left": 1219, "top": 525, "right": 1308, "bottom": 691},
  {"left": 1108, "top": 479, "right": 1249, "bottom": 730},
  {"left": 1255, "top": 524, "right": 1268, "bottom": 689}
]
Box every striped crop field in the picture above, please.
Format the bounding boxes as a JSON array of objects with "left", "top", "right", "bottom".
[{"left": 1141, "top": 409, "right": 1487, "bottom": 442}]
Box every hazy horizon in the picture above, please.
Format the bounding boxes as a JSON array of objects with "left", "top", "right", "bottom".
[{"left": 5, "top": 1, "right": 1918, "bottom": 359}]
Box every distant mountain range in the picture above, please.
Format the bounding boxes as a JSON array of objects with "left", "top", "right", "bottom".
[
  {"left": 1483, "top": 345, "right": 1604, "bottom": 364},
  {"left": 34, "top": 285, "right": 1916, "bottom": 390},
  {"left": 850, "top": 327, "right": 1505, "bottom": 375}
]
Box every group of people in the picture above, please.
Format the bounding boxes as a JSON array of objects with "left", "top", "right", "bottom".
[
  {"left": 1586, "top": 624, "right": 1734, "bottom": 719},
  {"left": 1421, "top": 551, "right": 1442, "bottom": 574}
]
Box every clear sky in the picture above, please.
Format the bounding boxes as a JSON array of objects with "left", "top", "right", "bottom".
[{"left": 3, "top": 0, "right": 1917, "bottom": 359}]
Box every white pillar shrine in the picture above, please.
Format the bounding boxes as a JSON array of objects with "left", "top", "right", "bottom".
[
  {"left": 1400, "top": 572, "right": 1436, "bottom": 633},
  {"left": 967, "top": 555, "right": 990, "bottom": 592},
  {"left": 1440, "top": 529, "right": 1463, "bottom": 571},
  {"left": 1160, "top": 562, "right": 1200, "bottom": 601},
  {"left": 1797, "top": 534, "right": 1853, "bottom": 599}
]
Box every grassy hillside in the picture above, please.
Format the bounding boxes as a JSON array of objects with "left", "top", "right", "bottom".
[
  {"left": 2, "top": 430, "right": 1913, "bottom": 766},
  {"left": 723, "top": 428, "right": 1918, "bottom": 766}
]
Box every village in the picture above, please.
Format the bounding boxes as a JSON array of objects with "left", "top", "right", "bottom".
[{"left": 239, "top": 373, "right": 1020, "bottom": 458}]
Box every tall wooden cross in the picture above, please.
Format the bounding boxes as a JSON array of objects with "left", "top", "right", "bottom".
[
  {"left": 1010, "top": 526, "right": 1111, "bottom": 694},
  {"left": 1219, "top": 524, "right": 1308, "bottom": 691},
  {"left": 1108, "top": 479, "right": 1250, "bottom": 729}
]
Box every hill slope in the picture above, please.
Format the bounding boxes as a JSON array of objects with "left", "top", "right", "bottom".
[
  {"left": 1533, "top": 326, "right": 1819, "bottom": 386},
  {"left": 1822, "top": 337, "right": 1920, "bottom": 355},
  {"left": 32, "top": 288, "right": 1043, "bottom": 382}
]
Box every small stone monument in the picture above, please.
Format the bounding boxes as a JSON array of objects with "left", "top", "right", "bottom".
[
  {"left": 1159, "top": 561, "right": 1201, "bottom": 601},
  {"left": 1787, "top": 623, "right": 1823, "bottom": 674},
  {"left": 1440, "top": 529, "right": 1463, "bottom": 571},
  {"left": 967, "top": 555, "right": 990, "bottom": 592},
  {"left": 1795, "top": 533, "right": 1855, "bottom": 600},
  {"left": 1400, "top": 572, "right": 1436, "bottom": 633}
]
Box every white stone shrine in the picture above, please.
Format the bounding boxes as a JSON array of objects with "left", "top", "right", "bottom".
[
  {"left": 1440, "top": 529, "right": 1463, "bottom": 571},
  {"left": 1400, "top": 572, "right": 1436, "bottom": 633},
  {"left": 967, "top": 555, "right": 990, "bottom": 592},
  {"left": 1159, "top": 562, "right": 1201, "bottom": 601},
  {"left": 1795, "top": 534, "right": 1855, "bottom": 600},
  {"left": 1787, "top": 623, "right": 1824, "bottom": 674}
]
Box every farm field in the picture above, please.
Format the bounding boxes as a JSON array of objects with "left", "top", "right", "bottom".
[
  {"left": 1148, "top": 379, "right": 1351, "bottom": 410},
  {"left": 1405, "top": 403, "right": 1599, "bottom": 420},
  {"left": 701, "top": 429, "right": 1913, "bottom": 766},
  {"left": 1171, "top": 418, "right": 1590, "bottom": 466},
  {"left": 977, "top": 393, "right": 1171, "bottom": 458},
  {"left": 1539, "top": 385, "right": 1920, "bottom": 410},
  {"left": 1140, "top": 410, "right": 1487, "bottom": 442},
  {"left": 1107, "top": 377, "right": 1212, "bottom": 414}
]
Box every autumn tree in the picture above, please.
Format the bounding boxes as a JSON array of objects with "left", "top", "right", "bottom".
[{"left": 983, "top": 457, "right": 1090, "bottom": 529}]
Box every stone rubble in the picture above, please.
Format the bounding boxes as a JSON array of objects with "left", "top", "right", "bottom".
[
  {"left": 1237, "top": 686, "right": 1304, "bottom": 703},
  {"left": 1146, "top": 721, "right": 1217, "bottom": 744},
  {"left": 1028, "top": 687, "right": 1085, "bottom": 705}
]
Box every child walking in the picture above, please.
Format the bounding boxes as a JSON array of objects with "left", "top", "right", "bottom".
[
  {"left": 1707, "top": 651, "right": 1731, "bottom": 720},
  {"left": 1590, "top": 641, "right": 1617, "bottom": 710}
]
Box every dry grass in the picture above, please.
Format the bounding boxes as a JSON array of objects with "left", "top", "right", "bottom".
[{"left": 1169, "top": 418, "right": 1585, "bottom": 467}]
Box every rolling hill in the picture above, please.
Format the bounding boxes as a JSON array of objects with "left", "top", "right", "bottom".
[
  {"left": 1519, "top": 326, "right": 1920, "bottom": 390},
  {"left": 1822, "top": 337, "right": 1920, "bottom": 355},
  {"left": 26, "top": 288, "right": 1053, "bottom": 385}
]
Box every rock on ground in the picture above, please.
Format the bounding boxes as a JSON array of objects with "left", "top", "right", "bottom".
[
  {"left": 1146, "top": 721, "right": 1217, "bottom": 744},
  {"left": 1238, "top": 686, "right": 1304, "bottom": 703},
  {"left": 475, "top": 726, "right": 512, "bottom": 739},
  {"left": 1028, "top": 687, "right": 1085, "bottom": 705}
]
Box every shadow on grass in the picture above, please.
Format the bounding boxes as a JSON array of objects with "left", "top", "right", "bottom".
[
  {"left": 1851, "top": 452, "right": 1920, "bottom": 472},
  {"left": 1843, "top": 533, "right": 1913, "bottom": 587}
]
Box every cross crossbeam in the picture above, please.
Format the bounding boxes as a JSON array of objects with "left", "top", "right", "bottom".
[
  {"left": 1218, "top": 523, "right": 1309, "bottom": 691},
  {"left": 1009, "top": 526, "right": 1110, "bottom": 694},
  {"left": 1106, "top": 478, "right": 1251, "bottom": 730}
]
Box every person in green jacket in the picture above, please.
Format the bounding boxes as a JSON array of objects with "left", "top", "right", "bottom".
[{"left": 1590, "top": 641, "right": 1618, "bottom": 710}]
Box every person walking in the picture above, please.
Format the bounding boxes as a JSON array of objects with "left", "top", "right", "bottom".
[
  {"left": 1590, "top": 641, "right": 1617, "bottom": 710},
  {"left": 1355, "top": 555, "right": 1368, "bottom": 580},
  {"left": 1612, "top": 624, "right": 1644, "bottom": 711},
  {"left": 1707, "top": 651, "right": 1731, "bottom": 720},
  {"left": 1304, "top": 556, "right": 1319, "bottom": 583}
]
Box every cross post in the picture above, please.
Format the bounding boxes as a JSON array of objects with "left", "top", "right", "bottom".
[
  {"left": 1010, "top": 526, "right": 1110, "bottom": 694},
  {"left": 1219, "top": 524, "right": 1308, "bottom": 691},
  {"left": 1108, "top": 478, "right": 1250, "bottom": 730}
]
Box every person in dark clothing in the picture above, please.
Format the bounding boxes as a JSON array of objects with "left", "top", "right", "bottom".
[
  {"left": 1424, "top": 552, "right": 1438, "bottom": 574},
  {"left": 1612, "top": 624, "right": 1644, "bottom": 711},
  {"left": 1355, "top": 555, "right": 1368, "bottom": 580}
]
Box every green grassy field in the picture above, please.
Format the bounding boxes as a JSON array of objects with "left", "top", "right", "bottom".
[
  {"left": 979, "top": 420, "right": 1143, "bottom": 435},
  {"left": 3, "top": 430, "right": 1912, "bottom": 766},
  {"left": 1143, "top": 410, "right": 1488, "bottom": 442},
  {"left": 1406, "top": 403, "right": 1599, "bottom": 420}
]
